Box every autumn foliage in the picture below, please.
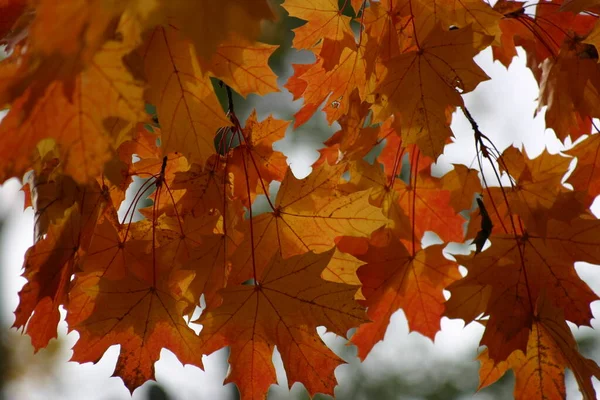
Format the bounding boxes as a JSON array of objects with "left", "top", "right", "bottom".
[{"left": 4, "top": 0, "right": 600, "bottom": 398}]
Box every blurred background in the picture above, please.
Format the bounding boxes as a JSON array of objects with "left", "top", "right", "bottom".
[{"left": 2, "top": 1, "right": 600, "bottom": 399}]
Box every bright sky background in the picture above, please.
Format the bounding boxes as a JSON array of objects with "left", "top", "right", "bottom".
[{"left": 1, "top": 40, "right": 600, "bottom": 400}]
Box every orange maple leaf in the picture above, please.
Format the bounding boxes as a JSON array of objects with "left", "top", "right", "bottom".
[
  {"left": 170, "top": 156, "right": 233, "bottom": 218},
  {"left": 205, "top": 34, "right": 279, "bottom": 97},
  {"left": 13, "top": 205, "right": 81, "bottom": 350},
  {"left": 287, "top": 45, "right": 369, "bottom": 128},
  {"left": 14, "top": 180, "right": 113, "bottom": 350},
  {"left": 566, "top": 133, "right": 600, "bottom": 198},
  {"left": 142, "top": 24, "right": 231, "bottom": 166},
  {"left": 181, "top": 217, "right": 241, "bottom": 313},
  {"left": 351, "top": 230, "right": 460, "bottom": 359},
  {"left": 283, "top": 0, "right": 355, "bottom": 69},
  {"left": 339, "top": 160, "right": 412, "bottom": 239},
  {"left": 395, "top": 167, "right": 467, "bottom": 243},
  {"left": 479, "top": 147, "right": 584, "bottom": 237},
  {"left": 154, "top": 0, "right": 275, "bottom": 60},
  {"left": 198, "top": 249, "right": 366, "bottom": 399},
  {"left": 376, "top": 117, "right": 434, "bottom": 177},
  {"left": 5, "top": 1, "right": 600, "bottom": 399},
  {"left": 362, "top": 0, "right": 408, "bottom": 73},
  {"left": 0, "top": 22, "right": 146, "bottom": 183},
  {"left": 562, "top": 0, "right": 600, "bottom": 13},
  {"left": 68, "top": 243, "right": 204, "bottom": 392},
  {"left": 374, "top": 24, "right": 491, "bottom": 158},
  {"left": 441, "top": 164, "right": 483, "bottom": 213},
  {"left": 228, "top": 111, "right": 289, "bottom": 206},
  {"left": 229, "top": 163, "right": 389, "bottom": 284},
  {"left": 314, "top": 89, "right": 380, "bottom": 167}
]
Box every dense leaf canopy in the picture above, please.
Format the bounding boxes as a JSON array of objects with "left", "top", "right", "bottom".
[{"left": 3, "top": 0, "right": 600, "bottom": 398}]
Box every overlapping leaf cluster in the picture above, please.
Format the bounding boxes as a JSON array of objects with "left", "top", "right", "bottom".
[{"left": 4, "top": 0, "right": 600, "bottom": 398}]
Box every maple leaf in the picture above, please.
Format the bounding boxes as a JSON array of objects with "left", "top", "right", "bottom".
[
  {"left": 376, "top": 117, "right": 435, "bottom": 177},
  {"left": 441, "top": 164, "right": 482, "bottom": 213},
  {"left": 395, "top": 167, "right": 467, "bottom": 243},
  {"left": 447, "top": 214, "right": 600, "bottom": 361},
  {"left": 537, "top": 37, "right": 600, "bottom": 141},
  {"left": 562, "top": 0, "right": 600, "bottom": 13},
  {"left": 14, "top": 178, "right": 113, "bottom": 350},
  {"left": 340, "top": 157, "right": 468, "bottom": 246},
  {"left": 153, "top": 0, "right": 275, "bottom": 60},
  {"left": 566, "top": 133, "right": 600, "bottom": 197},
  {"left": 101, "top": 122, "right": 162, "bottom": 209},
  {"left": 478, "top": 294, "right": 600, "bottom": 400},
  {"left": 0, "top": 20, "right": 146, "bottom": 183},
  {"left": 198, "top": 249, "right": 366, "bottom": 399},
  {"left": 228, "top": 111, "right": 289, "bottom": 207},
  {"left": 491, "top": 1, "right": 530, "bottom": 67},
  {"left": 115, "top": 122, "right": 161, "bottom": 161},
  {"left": 170, "top": 156, "right": 233, "bottom": 218},
  {"left": 84, "top": 218, "right": 146, "bottom": 281},
  {"left": 361, "top": 0, "right": 408, "bottom": 73},
  {"left": 367, "top": 0, "right": 501, "bottom": 57},
  {"left": 0, "top": 1, "right": 146, "bottom": 118},
  {"left": 374, "top": 24, "right": 491, "bottom": 158},
  {"left": 283, "top": 0, "right": 355, "bottom": 69},
  {"left": 321, "top": 244, "right": 365, "bottom": 294},
  {"left": 181, "top": 215, "right": 242, "bottom": 313},
  {"left": 339, "top": 160, "right": 412, "bottom": 239},
  {"left": 314, "top": 89, "right": 380, "bottom": 167},
  {"left": 205, "top": 34, "right": 279, "bottom": 97},
  {"left": 142, "top": 24, "right": 231, "bottom": 166},
  {"left": 7, "top": 0, "right": 600, "bottom": 398},
  {"left": 504, "top": 1, "right": 597, "bottom": 79},
  {"left": 350, "top": 230, "right": 461, "bottom": 359},
  {"left": 287, "top": 44, "right": 369, "bottom": 128},
  {"left": 132, "top": 153, "right": 191, "bottom": 220},
  {"left": 488, "top": 146, "right": 584, "bottom": 237},
  {"left": 428, "top": 0, "right": 503, "bottom": 41},
  {"left": 285, "top": 63, "right": 311, "bottom": 100},
  {"left": 13, "top": 205, "right": 81, "bottom": 350},
  {"left": 68, "top": 243, "right": 204, "bottom": 392},
  {"left": 23, "top": 155, "right": 76, "bottom": 241},
  {"left": 27, "top": 0, "right": 132, "bottom": 61},
  {"left": 229, "top": 163, "right": 390, "bottom": 284}
]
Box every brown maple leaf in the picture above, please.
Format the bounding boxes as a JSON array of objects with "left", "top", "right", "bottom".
[
  {"left": 447, "top": 215, "right": 600, "bottom": 362},
  {"left": 538, "top": 37, "right": 600, "bottom": 141},
  {"left": 478, "top": 294, "right": 600, "bottom": 400}
]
